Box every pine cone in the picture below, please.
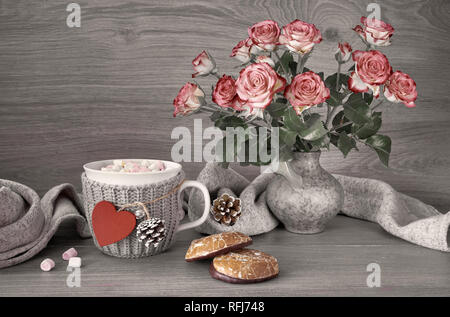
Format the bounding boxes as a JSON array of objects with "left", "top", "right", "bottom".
[
  {"left": 136, "top": 218, "right": 166, "bottom": 248},
  {"left": 211, "top": 194, "right": 241, "bottom": 226}
]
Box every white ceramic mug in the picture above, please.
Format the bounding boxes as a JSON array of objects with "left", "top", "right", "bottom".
[{"left": 82, "top": 159, "right": 210, "bottom": 257}]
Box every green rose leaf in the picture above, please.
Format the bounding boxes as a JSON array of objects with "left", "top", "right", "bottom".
[
  {"left": 337, "top": 132, "right": 357, "bottom": 157},
  {"left": 363, "top": 92, "right": 374, "bottom": 106},
  {"left": 309, "top": 134, "right": 330, "bottom": 151},
  {"left": 325, "top": 73, "right": 350, "bottom": 90},
  {"left": 276, "top": 51, "right": 294, "bottom": 76},
  {"left": 280, "top": 128, "right": 298, "bottom": 147},
  {"left": 298, "top": 113, "right": 328, "bottom": 141},
  {"left": 326, "top": 89, "right": 345, "bottom": 107},
  {"left": 353, "top": 112, "right": 382, "bottom": 139},
  {"left": 365, "top": 134, "right": 392, "bottom": 167},
  {"left": 332, "top": 110, "right": 352, "bottom": 134},
  {"left": 267, "top": 102, "right": 288, "bottom": 118},
  {"left": 330, "top": 133, "right": 339, "bottom": 147},
  {"left": 289, "top": 60, "right": 298, "bottom": 76},
  {"left": 214, "top": 115, "right": 248, "bottom": 130},
  {"left": 271, "top": 120, "right": 281, "bottom": 127},
  {"left": 283, "top": 108, "right": 305, "bottom": 132},
  {"left": 276, "top": 97, "right": 288, "bottom": 104},
  {"left": 343, "top": 93, "right": 371, "bottom": 124}
]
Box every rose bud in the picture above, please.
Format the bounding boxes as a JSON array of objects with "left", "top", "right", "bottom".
[
  {"left": 248, "top": 20, "right": 281, "bottom": 52},
  {"left": 173, "top": 82, "right": 205, "bottom": 117},
  {"left": 335, "top": 42, "right": 353, "bottom": 63},
  {"left": 353, "top": 16, "right": 394, "bottom": 47},
  {"left": 235, "top": 62, "right": 286, "bottom": 117},
  {"left": 279, "top": 19, "right": 322, "bottom": 55},
  {"left": 192, "top": 50, "right": 217, "bottom": 78},
  {"left": 284, "top": 71, "right": 330, "bottom": 115},
  {"left": 212, "top": 75, "right": 238, "bottom": 108},
  {"left": 255, "top": 55, "right": 275, "bottom": 68},
  {"left": 384, "top": 71, "right": 417, "bottom": 108},
  {"left": 231, "top": 96, "right": 245, "bottom": 112},
  {"left": 348, "top": 50, "right": 392, "bottom": 98},
  {"left": 231, "top": 38, "right": 254, "bottom": 64}
]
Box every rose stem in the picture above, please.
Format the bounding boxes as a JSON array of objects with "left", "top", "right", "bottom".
[
  {"left": 297, "top": 53, "right": 307, "bottom": 75},
  {"left": 274, "top": 50, "right": 290, "bottom": 77}
]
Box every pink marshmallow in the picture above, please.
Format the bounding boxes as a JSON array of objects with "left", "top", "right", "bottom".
[
  {"left": 62, "top": 247, "right": 78, "bottom": 260},
  {"left": 157, "top": 161, "right": 165, "bottom": 171},
  {"left": 40, "top": 258, "right": 55, "bottom": 271}
]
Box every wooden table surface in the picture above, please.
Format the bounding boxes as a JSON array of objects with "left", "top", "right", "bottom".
[
  {"left": 1, "top": 0, "right": 450, "bottom": 212},
  {"left": 1, "top": 216, "right": 449, "bottom": 297}
]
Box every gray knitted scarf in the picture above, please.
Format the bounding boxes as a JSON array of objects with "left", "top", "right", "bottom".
[{"left": 0, "top": 180, "right": 90, "bottom": 268}]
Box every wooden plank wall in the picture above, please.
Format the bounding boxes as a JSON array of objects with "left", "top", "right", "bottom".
[{"left": 1, "top": 0, "right": 449, "bottom": 211}]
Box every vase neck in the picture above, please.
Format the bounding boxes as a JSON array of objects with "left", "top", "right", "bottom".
[
  {"left": 291, "top": 152, "right": 322, "bottom": 172},
  {"left": 289, "top": 152, "right": 322, "bottom": 177},
  {"left": 273, "top": 152, "right": 322, "bottom": 189}
]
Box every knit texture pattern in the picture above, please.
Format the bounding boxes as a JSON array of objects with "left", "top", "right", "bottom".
[
  {"left": 0, "top": 180, "right": 90, "bottom": 268},
  {"left": 82, "top": 171, "right": 184, "bottom": 258}
]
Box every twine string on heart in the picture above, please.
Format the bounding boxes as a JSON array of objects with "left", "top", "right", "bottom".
[{"left": 117, "top": 179, "right": 186, "bottom": 220}]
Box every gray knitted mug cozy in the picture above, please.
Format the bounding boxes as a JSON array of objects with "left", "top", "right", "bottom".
[{"left": 81, "top": 171, "right": 185, "bottom": 258}]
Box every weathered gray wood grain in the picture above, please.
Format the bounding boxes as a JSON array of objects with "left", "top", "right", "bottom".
[
  {"left": 0, "top": 0, "right": 449, "bottom": 295},
  {"left": 0, "top": 216, "right": 448, "bottom": 296},
  {"left": 0, "top": 0, "right": 449, "bottom": 206},
  {"left": 1, "top": 0, "right": 449, "bottom": 211}
]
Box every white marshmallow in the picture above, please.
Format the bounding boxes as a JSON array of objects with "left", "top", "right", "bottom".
[
  {"left": 68, "top": 257, "right": 82, "bottom": 268},
  {"left": 113, "top": 160, "right": 124, "bottom": 167},
  {"left": 102, "top": 160, "right": 166, "bottom": 173}
]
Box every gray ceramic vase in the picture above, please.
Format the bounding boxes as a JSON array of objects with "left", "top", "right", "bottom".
[{"left": 266, "top": 152, "right": 344, "bottom": 234}]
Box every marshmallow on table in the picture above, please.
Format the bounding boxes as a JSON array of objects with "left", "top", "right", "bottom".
[
  {"left": 40, "top": 258, "right": 55, "bottom": 272},
  {"left": 68, "top": 257, "right": 82, "bottom": 268},
  {"left": 62, "top": 248, "right": 78, "bottom": 260}
]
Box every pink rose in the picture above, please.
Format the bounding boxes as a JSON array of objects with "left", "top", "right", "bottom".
[
  {"left": 335, "top": 42, "right": 352, "bottom": 63},
  {"left": 212, "top": 75, "right": 237, "bottom": 108},
  {"left": 230, "top": 38, "right": 253, "bottom": 63},
  {"left": 384, "top": 71, "right": 417, "bottom": 108},
  {"left": 236, "top": 62, "right": 286, "bottom": 113},
  {"left": 248, "top": 20, "right": 280, "bottom": 51},
  {"left": 255, "top": 55, "right": 275, "bottom": 68},
  {"left": 348, "top": 50, "right": 392, "bottom": 98},
  {"left": 353, "top": 17, "right": 394, "bottom": 47},
  {"left": 279, "top": 19, "right": 322, "bottom": 54},
  {"left": 284, "top": 71, "right": 330, "bottom": 114},
  {"left": 173, "top": 83, "right": 205, "bottom": 117},
  {"left": 192, "top": 51, "right": 217, "bottom": 78}
]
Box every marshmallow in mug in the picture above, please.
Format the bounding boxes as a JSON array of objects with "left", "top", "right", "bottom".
[{"left": 101, "top": 160, "right": 166, "bottom": 173}]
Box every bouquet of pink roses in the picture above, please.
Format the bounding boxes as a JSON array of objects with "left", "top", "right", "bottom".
[{"left": 173, "top": 17, "right": 417, "bottom": 167}]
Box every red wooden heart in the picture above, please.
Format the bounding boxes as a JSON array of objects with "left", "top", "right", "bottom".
[{"left": 92, "top": 201, "right": 136, "bottom": 247}]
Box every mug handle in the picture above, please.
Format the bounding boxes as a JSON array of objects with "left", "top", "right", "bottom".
[{"left": 176, "top": 180, "right": 210, "bottom": 233}]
